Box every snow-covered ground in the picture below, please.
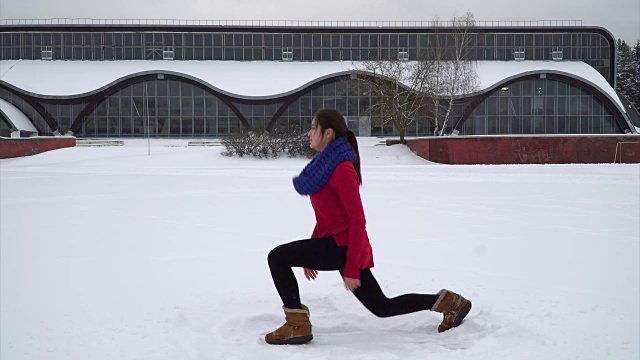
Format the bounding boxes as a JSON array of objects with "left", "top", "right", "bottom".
[{"left": 1, "top": 138, "right": 639, "bottom": 360}]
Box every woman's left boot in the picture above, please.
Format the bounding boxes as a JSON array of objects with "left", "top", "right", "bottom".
[
  {"left": 431, "top": 289, "right": 472, "bottom": 333},
  {"left": 265, "top": 305, "right": 313, "bottom": 345}
]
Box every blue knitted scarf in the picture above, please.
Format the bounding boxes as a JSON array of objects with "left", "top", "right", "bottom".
[{"left": 293, "top": 137, "right": 356, "bottom": 195}]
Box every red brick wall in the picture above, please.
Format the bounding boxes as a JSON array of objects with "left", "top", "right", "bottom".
[
  {"left": 388, "top": 135, "right": 640, "bottom": 164},
  {"left": 0, "top": 136, "right": 76, "bottom": 159}
]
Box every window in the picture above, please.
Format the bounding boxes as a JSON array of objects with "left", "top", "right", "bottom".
[
  {"left": 145, "top": 42, "right": 164, "bottom": 59},
  {"left": 398, "top": 48, "right": 409, "bottom": 61},
  {"left": 41, "top": 45, "right": 53, "bottom": 60},
  {"left": 163, "top": 47, "right": 174, "bottom": 60},
  {"left": 514, "top": 47, "right": 525, "bottom": 61},
  {"left": 552, "top": 47, "right": 563, "bottom": 61},
  {"left": 282, "top": 47, "right": 293, "bottom": 61}
]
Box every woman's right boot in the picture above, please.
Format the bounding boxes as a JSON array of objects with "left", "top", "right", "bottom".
[
  {"left": 431, "top": 289, "right": 472, "bottom": 333},
  {"left": 265, "top": 305, "right": 313, "bottom": 345}
]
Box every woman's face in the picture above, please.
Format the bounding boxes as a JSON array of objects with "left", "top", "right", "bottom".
[{"left": 308, "top": 118, "right": 333, "bottom": 152}]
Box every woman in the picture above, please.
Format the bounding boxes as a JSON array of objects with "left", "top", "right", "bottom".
[{"left": 265, "top": 109, "right": 471, "bottom": 345}]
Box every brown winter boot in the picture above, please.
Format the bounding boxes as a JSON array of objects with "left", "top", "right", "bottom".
[
  {"left": 431, "top": 289, "right": 472, "bottom": 333},
  {"left": 265, "top": 305, "right": 313, "bottom": 345}
]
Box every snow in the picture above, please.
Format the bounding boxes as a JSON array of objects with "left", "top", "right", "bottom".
[
  {"left": 0, "top": 60, "right": 356, "bottom": 99},
  {"left": 1, "top": 138, "right": 639, "bottom": 360},
  {"left": 0, "top": 60, "right": 624, "bottom": 111},
  {"left": 0, "top": 98, "right": 38, "bottom": 132}
]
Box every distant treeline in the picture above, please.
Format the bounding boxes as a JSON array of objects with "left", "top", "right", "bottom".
[{"left": 616, "top": 39, "right": 640, "bottom": 110}]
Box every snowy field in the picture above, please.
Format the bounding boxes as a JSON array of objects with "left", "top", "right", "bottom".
[{"left": 1, "top": 138, "right": 639, "bottom": 360}]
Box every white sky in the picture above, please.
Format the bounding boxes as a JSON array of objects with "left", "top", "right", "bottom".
[{"left": 1, "top": 0, "right": 639, "bottom": 44}]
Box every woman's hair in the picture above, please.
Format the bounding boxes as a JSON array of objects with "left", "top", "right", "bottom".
[{"left": 314, "top": 109, "right": 362, "bottom": 185}]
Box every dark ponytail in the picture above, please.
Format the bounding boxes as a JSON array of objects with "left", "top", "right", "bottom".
[
  {"left": 314, "top": 109, "right": 363, "bottom": 185},
  {"left": 344, "top": 130, "right": 362, "bottom": 185}
]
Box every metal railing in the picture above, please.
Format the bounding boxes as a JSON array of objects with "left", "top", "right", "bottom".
[{"left": 0, "top": 18, "right": 584, "bottom": 28}]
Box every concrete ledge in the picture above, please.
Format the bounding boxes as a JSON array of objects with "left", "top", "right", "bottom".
[
  {"left": 388, "top": 135, "right": 640, "bottom": 164},
  {"left": 76, "top": 139, "right": 124, "bottom": 147},
  {"left": 188, "top": 140, "right": 221, "bottom": 146},
  {"left": 0, "top": 136, "right": 76, "bottom": 159}
]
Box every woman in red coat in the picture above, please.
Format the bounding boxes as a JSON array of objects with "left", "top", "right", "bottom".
[{"left": 265, "top": 109, "right": 472, "bottom": 345}]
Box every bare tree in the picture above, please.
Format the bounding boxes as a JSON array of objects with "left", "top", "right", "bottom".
[
  {"left": 354, "top": 58, "right": 431, "bottom": 143},
  {"left": 353, "top": 11, "right": 478, "bottom": 140},
  {"left": 426, "top": 12, "right": 479, "bottom": 136}
]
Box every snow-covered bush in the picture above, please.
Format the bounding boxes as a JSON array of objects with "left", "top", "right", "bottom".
[{"left": 221, "top": 130, "right": 315, "bottom": 158}]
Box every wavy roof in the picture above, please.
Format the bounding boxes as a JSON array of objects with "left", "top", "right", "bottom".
[{"left": 0, "top": 59, "right": 624, "bottom": 111}]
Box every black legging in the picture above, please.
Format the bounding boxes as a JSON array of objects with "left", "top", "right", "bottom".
[{"left": 268, "top": 237, "right": 439, "bottom": 317}]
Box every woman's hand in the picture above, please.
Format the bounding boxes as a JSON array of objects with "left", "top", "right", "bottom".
[
  {"left": 304, "top": 268, "right": 318, "bottom": 281},
  {"left": 343, "top": 277, "right": 361, "bottom": 292}
]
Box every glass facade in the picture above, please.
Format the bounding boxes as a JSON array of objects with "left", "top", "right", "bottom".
[
  {"left": 75, "top": 79, "right": 241, "bottom": 137},
  {"left": 75, "top": 78, "right": 431, "bottom": 137},
  {"left": 257, "top": 79, "right": 437, "bottom": 137},
  {"left": 41, "top": 102, "right": 86, "bottom": 135},
  {"left": 0, "top": 74, "right": 628, "bottom": 137},
  {"left": 462, "top": 78, "right": 622, "bottom": 135},
  {"left": 26, "top": 77, "right": 441, "bottom": 138},
  {"left": 0, "top": 30, "right": 613, "bottom": 83}
]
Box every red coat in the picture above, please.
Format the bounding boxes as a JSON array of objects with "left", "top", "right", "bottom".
[{"left": 310, "top": 161, "right": 374, "bottom": 279}]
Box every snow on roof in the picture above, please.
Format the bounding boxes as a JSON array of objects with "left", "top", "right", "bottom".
[
  {"left": 472, "top": 60, "right": 624, "bottom": 111},
  {"left": 0, "top": 98, "right": 38, "bottom": 132},
  {"left": 0, "top": 59, "right": 624, "bottom": 111},
  {"left": 0, "top": 60, "right": 355, "bottom": 99}
]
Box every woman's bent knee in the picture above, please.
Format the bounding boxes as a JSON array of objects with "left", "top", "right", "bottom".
[{"left": 267, "top": 244, "right": 289, "bottom": 267}]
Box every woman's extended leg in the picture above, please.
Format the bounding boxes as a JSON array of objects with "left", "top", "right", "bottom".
[
  {"left": 267, "top": 237, "right": 346, "bottom": 309},
  {"left": 349, "top": 269, "right": 439, "bottom": 317},
  {"left": 269, "top": 238, "right": 440, "bottom": 315}
]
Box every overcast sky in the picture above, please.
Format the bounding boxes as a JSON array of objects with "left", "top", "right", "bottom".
[{"left": 1, "top": 0, "right": 639, "bottom": 43}]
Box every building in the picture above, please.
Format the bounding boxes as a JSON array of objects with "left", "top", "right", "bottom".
[{"left": 0, "top": 19, "right": 637, "bottom": 138}]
